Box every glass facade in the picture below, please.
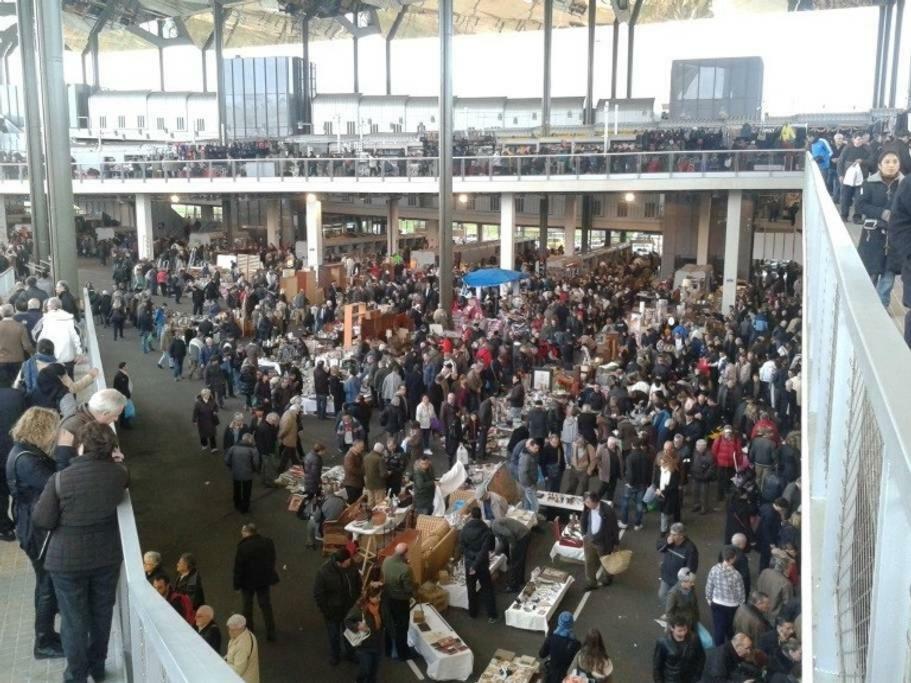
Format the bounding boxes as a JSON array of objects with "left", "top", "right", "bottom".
[
  {"left": 669, "top": 57, "right": 763, "bottom": 120},
  {"left": 224, "top": 56, "right": 305, "bottom": 140}
]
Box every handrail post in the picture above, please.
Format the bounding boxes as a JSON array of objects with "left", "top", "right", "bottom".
[
  {"left": 668, "top": 152, "right": 674, "bottom": 175},
  {"left": 574, "top": 155, "right": 580, "bottom": 179},
  {"left": 517, "top": 156, "right": 522, "bottom": 180},
  {"left": 545, "top": 156, "right": 551, "bottom": 180},
  {"left": 460, "top": 157, "right": 465, "bottom": 181}
]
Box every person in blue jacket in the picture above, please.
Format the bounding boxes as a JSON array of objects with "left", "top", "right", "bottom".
[{"left": 809, "top": 134, "right": 832, "bottom": 175}]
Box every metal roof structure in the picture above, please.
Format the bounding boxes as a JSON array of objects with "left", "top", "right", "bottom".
[{"left": 37, "top": 0, "right": 883, "bottom": 53}]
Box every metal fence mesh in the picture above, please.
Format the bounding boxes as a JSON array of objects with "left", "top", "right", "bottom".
[{"left": 835, "top": 361, "right": 884, "bottom": 679}]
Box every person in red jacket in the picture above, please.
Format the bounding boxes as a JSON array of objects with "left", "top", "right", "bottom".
[
  {"left": 153, "top": 575, "right": 195, "bottom": 625},
  {"left": 711, "top": 425, "right": 746, "bottom": 503},
  {"left": 750, "top": 412, "right": 781, "bottom": 446}
]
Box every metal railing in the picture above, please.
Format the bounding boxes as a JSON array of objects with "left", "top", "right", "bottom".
[
  {"left": 82, "top": 289, "right": 242, "bottom": 683},
  {"left": 802, "top": 155, "right": 911, "bottom": 681},
  {"left": 0, "top": 148, "right": 805, "bottom": 185}
]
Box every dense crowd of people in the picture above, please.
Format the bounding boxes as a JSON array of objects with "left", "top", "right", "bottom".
[
  {"left": 43, "top": 122, "right": 852, "bottom": 182},
  {"left": 62, "top": 218, "right": 807, "bottom": 683}
]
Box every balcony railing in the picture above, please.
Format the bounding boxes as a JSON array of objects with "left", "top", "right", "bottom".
[
  {"left": 82, "top": 289, "right": 242, "bottom": 682},
  {"left": 0, "top": 149, "right": 805, "bottom": 184},
  {"left": 803, "top": 155, "right": 911, "bottom": 681}
]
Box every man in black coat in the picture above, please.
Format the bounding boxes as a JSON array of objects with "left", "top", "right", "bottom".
[
  {"left": 458, "top": 507, "right": 498, "bottom": 622},
  {"left": 233, "top": 523, "right": 279, "bottom": 641},
  {"left": 0, "top": 376, "right": 27, "bottom": 540},
  {"left": 889, "top": 173, "right": 911, "bottom": 346},
  {"left": 313, "top": 360, "right": 330, "bottom": 420},
  {"left": 653, "top": 616, "right": 706, "bottom": 683},
  {"left": 313, "top": 548, "right": 360, "bottom": 665},
  {"left": 700, "top": 634, "right": 761, "bottom": 683},
  {"left": 581, "top": 491, "right": 620, "bottom": 590}
]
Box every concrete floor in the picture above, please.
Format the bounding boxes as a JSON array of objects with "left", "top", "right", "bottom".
[{"left": 80, "top": 258, "right": 732, "bottom": 682}]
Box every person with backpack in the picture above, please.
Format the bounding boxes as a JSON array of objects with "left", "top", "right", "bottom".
[{"left": 4, "top": 407, "right": 63, "bottom": 659}]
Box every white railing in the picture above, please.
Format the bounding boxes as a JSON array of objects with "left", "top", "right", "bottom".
[
  {"left": 82, "top": 290, "right": 242, "bottom": 683},
  {"left": 802, "top": 156, "right": 911, "bottom": 681},
  {"left": 0, "top": 265, "right": 15, "bottom": 300},
  {"left": 0, "top": 148, "right": 806, "bottom": 185}
]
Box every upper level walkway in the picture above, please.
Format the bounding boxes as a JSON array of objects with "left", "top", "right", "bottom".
[{"left": 0, "top": 149, "right": 805, "bottom": 196}]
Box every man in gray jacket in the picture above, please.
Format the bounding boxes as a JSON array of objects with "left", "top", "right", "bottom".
[
  {"left": 517, "top": 440, "right": 541, "bottom": 517},
  {"left": 225, "top": 433, "right": 261, "bottom": 513}
]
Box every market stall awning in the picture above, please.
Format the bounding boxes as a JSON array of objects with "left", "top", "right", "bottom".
[{"left": 462, "top": 269, "right": 529, "bottom": 288}]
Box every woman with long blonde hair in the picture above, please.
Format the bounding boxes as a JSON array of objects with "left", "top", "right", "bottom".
[{"left": 5, "top": 407, "right": 63, "bottom": 658}]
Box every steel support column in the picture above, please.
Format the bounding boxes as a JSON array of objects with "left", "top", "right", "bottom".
[
  {"left": 584, "top": 0, "right": 596, "bottom": 125},
  {"left": 542, "top": 0, "right": 553, "bottom": 135},
  {"left": 386, "top": 7, "right": 407, "bottom": 96},
  {"left": 386, "top": 196, "right": 399, "bottom": 257},
  {"left": 873, "top": 2, "right": 886, "bottom": 107},
  {"left": 35, "top": 0, "right": 78, "bottom": 288},
  {"left": 626, "top": 0, "right": 643, "bottom": 99},
  {"left": 610, "top": 19, "right": 619, "bottom": 100},
  {"left": 438, "top": 0, "right": 454, "bottom": 313},
  {"left": 352, "top": 2, "right": 360, "bottom": 93},
  {"left": 878, "top": 0, "right": 894, "bottom": 107},
  {"left": 212, "top": 1, "right": 227, "bottom": 143},
  {"left": 91, "top": 35, "right": 100, "bottom": 91},
  {"left": 201, "top": 48, "right": 207, "bottom": 92},
  {"left": 301, "top": 16, "right": 311, "bottom": 130},
  {"left": 15, "top": 0, "right": 49, "bottom": 265},
  {"left": 889, "top": 0, "right": 904, "bottom": 108},
  {"left": 157, "top": 19, "right": 165, "bottom": 91},
  {"left": 500, "top": 193, "right": 515, "bottom": 270}
]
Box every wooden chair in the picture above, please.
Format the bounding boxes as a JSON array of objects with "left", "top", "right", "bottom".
[{"left": 321, "top": 495, "right": 365, "bottom": 557}]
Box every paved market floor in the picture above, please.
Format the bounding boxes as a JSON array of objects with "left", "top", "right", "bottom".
[{"left": 79, "top": 258, "right": 735, "bottom": 682}]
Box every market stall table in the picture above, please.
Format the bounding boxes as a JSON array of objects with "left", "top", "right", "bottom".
[
  {"left": 439, "top": 554, "right": 507, "bottom": 610},
  {"left": 504, "top": 567, "right": 574, "bottom": 633},
  {"left": 505, "top": 507, "right": 538, "bottom": 530},
  {"left": 345, "top": 506, "right": 411, "bottom": 572},
  {"left": 408, "top": 603, "right": 474, "bottom": 681},
  {"left": 549, "top": 520, "right": 585, "bottom": 564},
  {"left": 478, "top": 650, "right": 541, "bottom": 683},
  {"left": 536, "top": 491, "right": 585, "bottom": 512}
]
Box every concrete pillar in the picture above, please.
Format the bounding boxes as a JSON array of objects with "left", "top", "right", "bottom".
[
  {"left": 136, "top": 195, "right": 154, "bottom": 260},
  {"left": 661, "top": 194, "right": 699, "bottom": 278},
  {"left": 722, "top": 190, "right": 743, "bottom": 312},
  {"left": 563, "top": 195, "right": 577, "bottom": 256},
  {"left": 738, "top": 195, "right": 755, "bottom": 280},
  {"left": 0, "top": 198, "right": 7, "bottom": 245},
  {"left": 212, "top": 1, "right": 227, "bottom": 143},
  {"left": 696, "top": 193, "right": 711, "bottom": 265},
  {"left": 386, "top": 196, "right": 399, "bottom": 257},
  {"left": 222, "top": 198, "right": 235, "bottom": 242},
  {"left": 500, "top": 192, "right": 515, "bottom": 270},
  {"left": 306, "top": 193, "right": 323, "bottom": 267},
  {"left": 265, "top": 200, "right": 280, "bottom": 248},
  {"left": 424, "top": 218, "right": 439, "bottom": 250},
  {"left": 200, "top": 204, "right": 214, "bottom": 221}
]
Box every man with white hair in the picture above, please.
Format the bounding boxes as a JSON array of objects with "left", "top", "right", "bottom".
[
  {"left": 55, "top": 389, "right": 127, "bottom": 469},
  {"left": 33, "top": 297, "right": 82, "bottom": 378},
  {"left": 0, "top": 302, "right": 33, "bottom": 384},
  {"left": 195, "top": 605, "right": 221, "bottom": 652},
  {"left": 225, "top": 614, "right": 259, "bottom": 683},
  {"left": 381, "top": 542, "right": 415, "bottom": 661}
]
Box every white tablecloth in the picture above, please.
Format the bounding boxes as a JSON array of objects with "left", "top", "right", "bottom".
[
  {"left": 343, "top": 506, "right": 410, "bottom": 540},
  {"left": 504, "top": 571, "right": 574, "bottom": 632},
  {"left": 441, "top": 554, "right": 508, "bottom": 609},
  {"left": 549, "top": 541, "right": 585, "bottom": 563},
  {"left": 408, "top": 603, "right": 474, "bottom": 681},
  {"left": 536, "top": 491, "right": 584, "bottom": 512},
  {"left": 301, "top": 396, "right": 335, "bottom": 415}
]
